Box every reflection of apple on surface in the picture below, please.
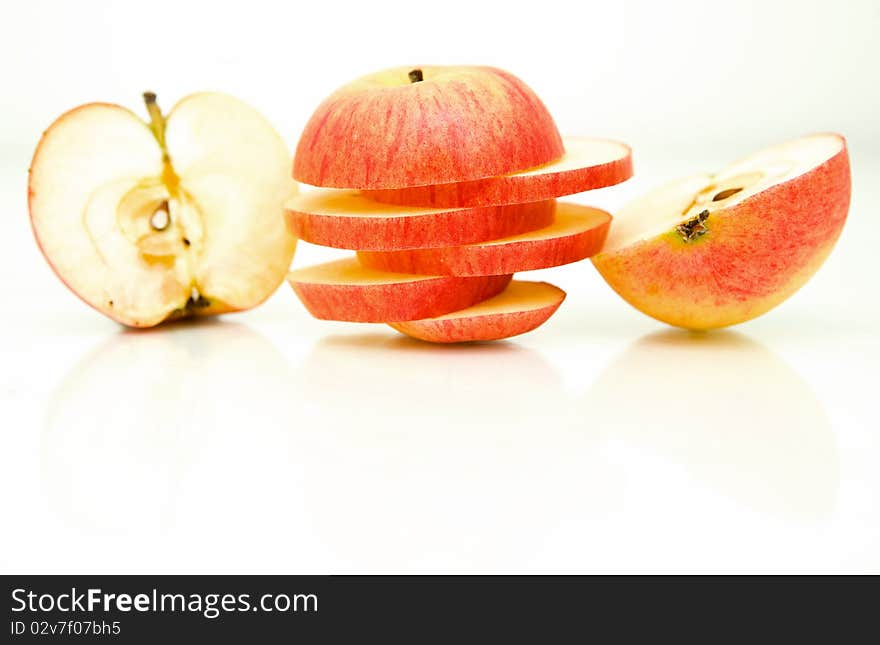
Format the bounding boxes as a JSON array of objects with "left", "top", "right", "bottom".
[
  {"left": 291, "top": 334, "right": 619, "bottom": 568},
  {"left": 42, "top": 321, "right": 294, "bottom": 534},
  {"left": 584, "top": 330, "right": 837, "bottom": 519},
  {"left": 29, "top": 92, "right": 297, "bottom": 327},
  {"left": 592, "top": 134, "right": 850, "bottom": 329}
]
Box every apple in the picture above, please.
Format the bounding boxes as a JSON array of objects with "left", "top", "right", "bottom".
[
  {"left": 389, "top": 280, "right": 566, "bottom": 343},
  {"left": 287, "top": 258, "right": 511, "bottom": 322},
  {"left": 357, "top": 202, "right": 611, "bottom": 276},
  {"left": 29, "top": 92, "right": 297, "bottom": 327},
  {"left": 286, "top": 191, "right": 555, "bottom": 250},
  {"left": 592, "top": 133, "right": 850, "bottom": 329},
  {"left": 293, "top": 65, "right": 564, "bottom": 189},
  {"left": 363, "top": 137, "right": 633, "bottom": 208}
]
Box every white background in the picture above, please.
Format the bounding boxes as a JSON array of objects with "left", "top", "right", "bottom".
[{"left": 1, "top": 0, "right": 878, "bottom": 573}]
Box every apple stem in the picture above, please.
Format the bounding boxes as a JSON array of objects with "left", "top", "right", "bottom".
[
  {"left": 143, "top": 91, "right": 182, "bottom": 194},
  {"left": 408, "top": 68, "right": 424, "bottom": 83},
  {"left": 143, "top": 92, "right": 168, "bottom": 157}
]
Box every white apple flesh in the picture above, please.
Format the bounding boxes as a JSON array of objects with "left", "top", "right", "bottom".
[{"left": 29, "top": 92, "right": 297, "bottom": 327}]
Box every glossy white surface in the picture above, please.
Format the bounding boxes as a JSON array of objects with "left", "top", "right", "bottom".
[{"left": 1, "top": 0, "right": 878, "bottom": 573}]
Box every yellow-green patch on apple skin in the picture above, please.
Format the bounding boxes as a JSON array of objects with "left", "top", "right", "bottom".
[{"left": 592, "top": 137, "right": 851, "bottom": 330}]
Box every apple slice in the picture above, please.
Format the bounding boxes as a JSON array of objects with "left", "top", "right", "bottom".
[
  {"left": 362, "top": 137, "right": 632, "bottom": 208},
  {"left": 286, "top": 191, "right": 556, "bottom": 251},
  {"left": 390, "top": 281, "right": 566, "bottom": 343},
  {"left": 287, "top": 258, "right": 511, "bottom": 322},
  {"left": 357, "top": 202, "right": 611, "bottom": 276},
  {"left": 294, "top": 65, "right": 564, "bottom": 189},
  {"left": 592, "top": 133, "right": 851, "bottom": 329},
  {"left": 29, "top": 92, "right": 297, "bottom": 327}
]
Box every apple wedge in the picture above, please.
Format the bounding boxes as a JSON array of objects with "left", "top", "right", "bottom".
[
  {"left": 286, "top": 191, "right": 555, "bottom": 251},
  {"left": 592, "top": 133, "right": 851, "bottom": 329},
  {"left": 390, "top": 281, "right": 566, "bottom": 343},
  {"left": 362, "top": 137, "right": 632, "bottom": 208},
  {"left": 357, "top": 203, "right": 611, "bottom": 276},
  {"left": 29, "top": 92, "right": 297, "bottom": 327},
  {"left": 294, "top": 65, "right": 563, "bottom": 189},
  {"left": 287, "top": 258, "right": 511, "bottom": 322}
]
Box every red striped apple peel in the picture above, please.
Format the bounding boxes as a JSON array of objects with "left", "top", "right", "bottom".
[
  {"left": 362, "top": 137, "right": 633, "bottom": 209},
  {"left": 293, "top": 65, "right": 564, "bottom": 190},
  {"left": 357, "top": 203, "right": 611, "bottom": 276},
  {"left": 390, "top": 281, "right": 566, "bottom": 343},
  {"left": 287, "top": 258, "right": 512, "bottom": 323},
  {"left": 285, "top": 191, "right": 556, "bottom": 251}
]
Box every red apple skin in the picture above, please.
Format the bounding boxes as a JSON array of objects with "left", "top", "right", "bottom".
[
  {"left": 363, "top": 145, "right": 633, "bottom": 209},
  {"left": 358, "top": 205, "right": 611, "bottom": 276},
  {"left": 592, "top": 140, "right": 851, "bottom": 329},
  {"left": 390, "top": 282, "right": 566, "bottom": 343},
  {"left": 289, "top": 272, "right": 512, "bottom": 323},
  {"left": 286, "top": 198, "right": 556, "bottom": 251},
  {"left": 293, "top": 66, "right": 563, "bottom": 190}
]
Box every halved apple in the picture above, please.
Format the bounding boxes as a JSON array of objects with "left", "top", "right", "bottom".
[
  {"left": 286, "top": 191, "right": 555, "bottom": 250},
  {"left": 592, "top": 133, "right": 851, "bottom": 329},
  {"left": 287, "top": 258, "right": 511, "bottom": 322},
  {"left": 29, "top": 92, "right": 297, "bottom": 327},
  {"left": 363, "top": 137, "right": 632, "bottom": 208},
  {"left": 358, "top": 203, "right": 610, "bottom": 276},
  {"left": 390, "top": 281, "right": 566, "bottom": 343},
  {"left": 294, "top": 65, "right": 564, "bottom": 190}
]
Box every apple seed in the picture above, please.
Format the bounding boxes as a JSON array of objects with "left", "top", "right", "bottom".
[
  {"left": 408, "top": 68, "right": 424, "bottom": 83},
  {"left": 676, "top": 210, "right": 710, "bottom": 242},
  {"left": 712, "top": 187, "right": 743, "bottom": 202}
]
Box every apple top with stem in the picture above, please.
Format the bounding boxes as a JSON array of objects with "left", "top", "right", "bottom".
[
  {"left": 29, "top": 92, "right": 297, "bottom": 327},
  {"left": 293, "top": 65, "right": 564, "bottom": 190}
]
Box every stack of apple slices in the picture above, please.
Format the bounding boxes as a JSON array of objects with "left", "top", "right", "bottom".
[{"left": 286, "top": 65, "right": 632, "bottom": 342}]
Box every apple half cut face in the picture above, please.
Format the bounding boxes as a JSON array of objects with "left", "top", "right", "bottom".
[
  {"left": 362, "top": 137, "right": 632, "bottom": 209},
  {"left": 285, "top": 190, "right": 556, "bottom": 251},
  {"left": 293, "top": 65, "right": 564, "bottom": 190},
  {"left": 357, "top": 202, "right": 611, "bottom": 276},
  {"left": 390, "top": 280, "right": 566, "bottom": 343},
  {"left": 592, "top": 133, "right": 851, "bottom": 329},
  {"left": 287, "top": 258, "right": 512, "bottom": 322},
  {"left": 28, "top": 93, "right": 297, "bottom": 327}
]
